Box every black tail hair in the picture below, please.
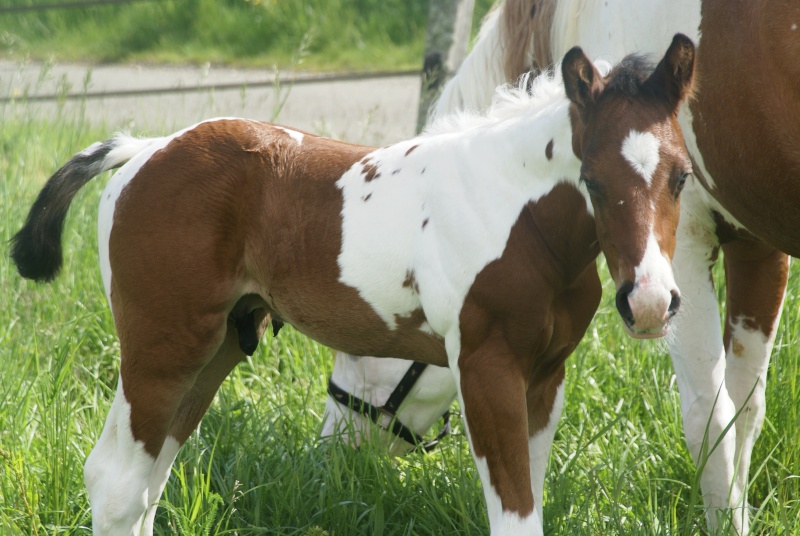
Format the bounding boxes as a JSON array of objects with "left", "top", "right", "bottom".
[{"left": 11, "top": 140, "right": 118, "bottom": 282}]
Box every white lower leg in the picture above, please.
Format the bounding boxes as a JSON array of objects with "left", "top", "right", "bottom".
[
  {"left": 140, "top": 436, "right": 182, "bottom": 536},
  {"left": 84, "top": 380, "right": 152, "bottom": 535},
  {"left": 84, "top": 379, "right": 168, "bottom": 536},
  {"left": 473, "top": 454, "right": 543, "bottom": 536},
  {"left": 724, "top": 316, "right": 779, "bottom": 531},
  {"left": 668, "top": 197, "right": 744, "bottom": 534},
  {"left": 528, "top": 383, "right": 564, "bottom": 522}
]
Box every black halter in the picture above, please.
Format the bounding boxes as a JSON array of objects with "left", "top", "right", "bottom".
[{"left": 327, "top": 361, "right": 452, "bottom": 453}]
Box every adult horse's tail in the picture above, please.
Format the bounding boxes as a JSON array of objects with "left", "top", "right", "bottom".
[{"left": 11, "top": 135, "right": 156, "bottom": 282}]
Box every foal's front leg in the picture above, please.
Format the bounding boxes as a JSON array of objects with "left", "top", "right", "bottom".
[
  {"left": 526, "top": 368, "right": 565, "bottom": 524},
  {"left": 456, "top": 333, "right": 541, "bottom": 535}
]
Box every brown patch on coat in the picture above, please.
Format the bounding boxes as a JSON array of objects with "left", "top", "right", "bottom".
[
  {"left": 362, "top": 163, "right": 381, "bottom": 182},
  {"left": 545, "top": 139, "right": 554, "bottom": 161},
  {"left": 402, "top": 270, "right": 420, "bottom": 294},
  {"left": 457, "top": 184, "right": 600, "bottom": 517},
  {"left": 405, "top": 144, "right": 419, "bottom": 156},
  {"left": 731, "top": 338, "right": 745, "bottom": 357},
  {"left": 422, "top": 218, "right": 429, "bottom": 229},
  {"left": 721, "top": 236, "right": 789, "bottom": 353},
  {"left": 710, "top": 210, "right": 787, "bottom": 353}
]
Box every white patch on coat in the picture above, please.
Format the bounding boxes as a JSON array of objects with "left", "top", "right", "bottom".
[
  {"left": 99, "top": 140, "right": 170, "bottom": 300},
  {"left": 472, "top": 455, "right": 544, "bottom": 536},
  {"left": 528, "top": 382, "right": 565, "bottom": 521},
  {"left": 275, "top": 126, "right": 304, "bottom": 145},
  {"left": 621, "top": 130, "right": 660, "bottom": 185},
  {"left": 337, "top": 73, "right": 587, "bottom": 334},
  {"left": 634, "top": 229, "right": 676, "bottom": 288},
  {"left": 84, "top": 379, "right": 155, "bottom": 536}
]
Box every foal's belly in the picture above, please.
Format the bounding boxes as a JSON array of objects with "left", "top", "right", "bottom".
[{"left": 263, "top": 275, "right": 449, "bottom": 368}]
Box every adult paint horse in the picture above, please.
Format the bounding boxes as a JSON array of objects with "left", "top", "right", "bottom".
[
  {"left": 11, "top": 41, "right": 695, "bottom": 535},
  {"left": 325, "top": 1, "right": 799, "bottom": 534}
]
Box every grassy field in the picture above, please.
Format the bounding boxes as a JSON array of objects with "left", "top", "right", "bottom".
[
  {"left": 2, "top": 96, "right": 800, "bottom": 535},
  {"left": 1, "top": 0, "right": 495, "bottom": 71}
]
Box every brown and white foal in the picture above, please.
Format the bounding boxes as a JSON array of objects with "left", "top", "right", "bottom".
[{"left": 12, "top": 38, "right": 694, "bottom": 535}]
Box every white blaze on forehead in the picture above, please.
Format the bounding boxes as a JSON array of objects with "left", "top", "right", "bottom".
[
  {"left": 621, "top": 129, "right": 660, "bottom": 185},
  {"left": 275, "top": 126, "right": 304, "bottom": 145}
]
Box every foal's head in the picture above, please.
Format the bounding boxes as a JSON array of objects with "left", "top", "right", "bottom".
[{"left": 562, "top": 34, "right": 695, "bottom": 338}]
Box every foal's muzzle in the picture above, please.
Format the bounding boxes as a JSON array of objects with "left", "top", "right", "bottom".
[{"left": 615, "top": 281, "right": 680, "bottom": 339}]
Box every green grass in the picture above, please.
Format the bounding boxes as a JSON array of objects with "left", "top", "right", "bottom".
[
  {"left": 0, "top": 0, "right": 496, "bottom": 71},
  {"left": 1, "top": 106, "right": 799, "bottom": 534}
]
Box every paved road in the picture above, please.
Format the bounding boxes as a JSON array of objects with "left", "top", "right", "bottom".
[{"left": 0, "top": 60, "right": 423, "bottom": 146}]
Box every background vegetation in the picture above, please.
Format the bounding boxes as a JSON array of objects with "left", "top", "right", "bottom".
[{"left": 0, "top": 0, "right": 495, "bottom": 70}]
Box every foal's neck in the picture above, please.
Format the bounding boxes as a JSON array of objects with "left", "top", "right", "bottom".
[{"left": 434, "top": 100, "right": 584, "bottom": 204}]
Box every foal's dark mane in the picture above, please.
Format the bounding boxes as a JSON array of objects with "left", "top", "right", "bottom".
[
  {"left": 604, "top": 53, "right": 687, "bottom": 111},
  {"left": 604, "top": 54, "right": 657, "bottom": 97}
]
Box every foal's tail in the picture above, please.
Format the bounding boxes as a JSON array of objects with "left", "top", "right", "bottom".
[{"left": 11, "top": 135, "right": 155, "bottom": 282}]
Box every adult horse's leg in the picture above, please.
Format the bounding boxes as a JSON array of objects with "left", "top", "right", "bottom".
[
  {"left": 457, "top": 336, "right": 539, "bottom": 535},
  {"left": 666, "top": 182, "right": 743, "bottom": 533},
  {"left": 720, "top": 239, "right": 788, "bottom": 519}
]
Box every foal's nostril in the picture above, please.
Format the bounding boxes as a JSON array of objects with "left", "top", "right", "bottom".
[
  {"left": 615, "top": 281, "right": 635, "bottom": 327},
  {"left": 668, "top": 290, "right": 681, "bottom": 317}
]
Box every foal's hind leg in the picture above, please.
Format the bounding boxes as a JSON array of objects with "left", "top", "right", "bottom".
[
  {"left": 84, "top": 294, "right": 240, "bottom": 535},
  {"left": 721, "top": 240, "right": 788, "bottom": 515},
  {"left": 139, "top": 315, "right": 264, "bottom": 533}
]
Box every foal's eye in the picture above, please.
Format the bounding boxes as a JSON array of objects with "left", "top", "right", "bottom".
[
  {"left": 675, "top": 171, "right": 691, "bottom": 196},
  {"left": 580, "top": 175, "right": 601, "bottom": 195}
]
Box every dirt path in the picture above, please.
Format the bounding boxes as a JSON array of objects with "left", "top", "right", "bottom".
[{"left": 0, "top": 60, "right": 422, "bottom": 145}]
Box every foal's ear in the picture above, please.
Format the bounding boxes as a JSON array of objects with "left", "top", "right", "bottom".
[
  {"left": 646, "top": 33, "right": 696, "bottom": 112},
  {"left": 562, "top": 46, "right": 605, "bottom": 116}
]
